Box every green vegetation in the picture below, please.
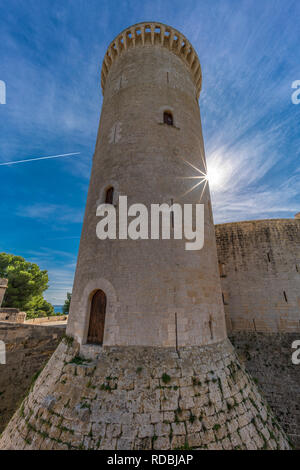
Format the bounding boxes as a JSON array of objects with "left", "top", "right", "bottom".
[
  {"left": 69, "top": 355, "right": 91, "bottom": 365},
  {"left": 62, "top": 292, "right": 72, "bottom": 315},
  {"left": 161, "top": 373, "right": 171, "bottom": 384},
  {"left": 62, "top": 335, "right": 74, "bottom": 347},
  {"left": 0, "top": 252, "right": 54, "bottom": 318}
]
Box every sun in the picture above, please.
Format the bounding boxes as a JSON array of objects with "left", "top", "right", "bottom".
[
  {"left": 178, "top": 157, "right": 209, "bottom": 202},
  {"left": 205, "top": 162, "right": 224, "bottom": 190},
  {"left": 178, "top": 153, "right": 230, "bottom": 201}
]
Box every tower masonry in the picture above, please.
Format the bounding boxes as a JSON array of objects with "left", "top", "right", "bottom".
[
  {"left": 0, "top": 23, "right": 291, "bottom": 451},
  {"left": 67, "top": 21, "right": 226, "bottom": 348}
]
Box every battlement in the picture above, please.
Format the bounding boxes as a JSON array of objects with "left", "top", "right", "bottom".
[
  {"left": 101, "top": 22, "right": 202, "bottom": 98},
  {"left": 0, "top": 309, "right": 26, "bottom": 323}
]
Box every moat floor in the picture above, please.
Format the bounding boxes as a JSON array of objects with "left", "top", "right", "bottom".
[{"left": 0, "top": 338, "right": 290, "bottom": 450}]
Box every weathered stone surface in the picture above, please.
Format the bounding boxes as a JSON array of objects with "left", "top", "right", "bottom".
[
  {"left": 216, "top": 219, "right": 300, "bottom": 334},
  {"left": 66, "top": 21, "right": 227, "bottom": 350},
  {"left": 0, "top": 339, "right": 290, "bottom": 450},
  {"left": 0, "top": 322, "right": 65, "bottom": 433},
  {"left": 231, "top": 332, "right": 300, "bottom": 448}
]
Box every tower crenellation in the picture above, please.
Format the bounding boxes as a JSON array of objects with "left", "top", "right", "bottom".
[{"left": 101, "top": 22, "right": 202, "bottom": 98}]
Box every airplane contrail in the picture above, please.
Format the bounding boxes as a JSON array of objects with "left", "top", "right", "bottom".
[{"left": 0, "top": 152, "right": 81, "bottom": 166}]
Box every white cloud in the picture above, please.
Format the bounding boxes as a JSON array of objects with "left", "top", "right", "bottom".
[{"left": 16, "top": 203, "right": 84, "bottom": 224}]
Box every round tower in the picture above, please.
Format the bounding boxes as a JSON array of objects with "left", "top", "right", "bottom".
[
  {"left": 0, "top": 23, "right": 290, "bottom": 451},
  {"left": 67, "top": 22, "right": 226, "bottom": 348}
]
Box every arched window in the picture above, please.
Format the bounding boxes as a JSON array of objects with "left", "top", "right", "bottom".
[
  {"left": 163, "top": 111, "right": 173, "bottom": 126},
  {"left": 105, "top": 186, "right": 114, "bottom": 204}
]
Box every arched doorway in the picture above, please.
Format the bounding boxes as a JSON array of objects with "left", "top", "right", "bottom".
[{"left": 87, "top": 290, "right": 106, "bottom": 345}]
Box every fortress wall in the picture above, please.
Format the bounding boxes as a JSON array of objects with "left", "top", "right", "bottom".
[
  {"left": 230, "top": 332, "right": 300, "bottom": 448},
  {"left": 0, "top": 309, "right": 26, "bottom": 323},
  {"left": 0, "top": 338, "right": 290, "bottom": 450},
  {"left": 215, "top": 219, "right": 300, "bottom": 333},
  {"left": 0, "top": 323, "right": 65, "bottom": 433},
  {"left": 25, "top": 315, "right": 68, "bottom": 325},
  {"left": 0, "top": 323, "right": 298, "bottom": 448}
]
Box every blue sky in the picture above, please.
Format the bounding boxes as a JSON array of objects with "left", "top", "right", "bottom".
[{"left": 0, "top": 0, "right": 299, "bottom": 304}]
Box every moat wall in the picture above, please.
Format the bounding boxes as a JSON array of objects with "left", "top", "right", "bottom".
[
  {"left": 1, "top": 326, "right": 298, "bottom": 448},
  {"left": 230, "top": 332, "right": 300, "bottom": 448},
  {"left": 0, "top": 339, "right": 290, "bottom": 450},
  {"left": 0, "top": 322, "right": 65, "bottom": 434}
]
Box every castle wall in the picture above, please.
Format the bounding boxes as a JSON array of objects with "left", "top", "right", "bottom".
[
  {"left": 25, "top": 315, "right": 68, "bottom": 325},
  {"left": 215, "top": 219, "right": 300, "bottom": 333},
  {"left": 230, "top": 332, "right": 300, "bottom": 448},
  {"left": 0, "top": 323, "right": 65, "bottom": 433},
  {"left": 0, "top": 324, "right": 297, "bottom": 448},
  {"left": 0, "top": 309, "right": 26, "bottom": 323},
  {"left": 0, "top": 338, "right": 290, "bottom": 450}
]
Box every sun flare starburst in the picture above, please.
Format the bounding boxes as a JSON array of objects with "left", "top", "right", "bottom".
[{"left": 178, "top": 157, "right": 209, "bottom": 202}]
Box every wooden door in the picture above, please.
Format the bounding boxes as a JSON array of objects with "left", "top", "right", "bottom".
[{"left": 87, "top": 290, "right": 106, "bottom": 345}]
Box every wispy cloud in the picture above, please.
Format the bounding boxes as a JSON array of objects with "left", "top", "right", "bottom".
[
  {"left": 24, "top": 248, "right": 77, "bottom": 304},
  {"left": 16, "top": 203, "right": 84, "bottom": 224},
  {"left": 205, "top": 125, "right": 300, "bottom": 222},
  {"left": 185, "top": 0, "right": 300, "bottom": 222},
  {"left": 44, "top": 266, "right": 75, "bottom": 304}
]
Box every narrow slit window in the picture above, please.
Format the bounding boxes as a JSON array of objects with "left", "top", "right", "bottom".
[
  {"left": 219, "top": 263, "right": 226, "bottom": 278},
  {"left": 283, "top": 291, "right": 288, "bottom": 303},
  {"left": 105, "top": 187, "right": 114, "bottom": 204},
  {"left": 163, "top": 111, "right": 173, "bottom": 126},
  {"left": 267, "top": 252, "right": 271, "bottom": 262},
  {"left": 171, "top": 198, "right": 174, "bottom": 228},
  {"left": 209, "top": 315, "right": 213, "bottom": 340}
]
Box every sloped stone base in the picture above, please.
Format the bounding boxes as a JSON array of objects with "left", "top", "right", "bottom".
[{"left": 0, "top": 338, "right": 290, "bottom": 450}]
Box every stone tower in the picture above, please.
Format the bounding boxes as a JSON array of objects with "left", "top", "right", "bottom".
[
  {"left": 66, "top": 21, "right": 226, "bottom": 348},
  {"left": 0, "top": 23, "right": 290, "bottom": 450}
]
